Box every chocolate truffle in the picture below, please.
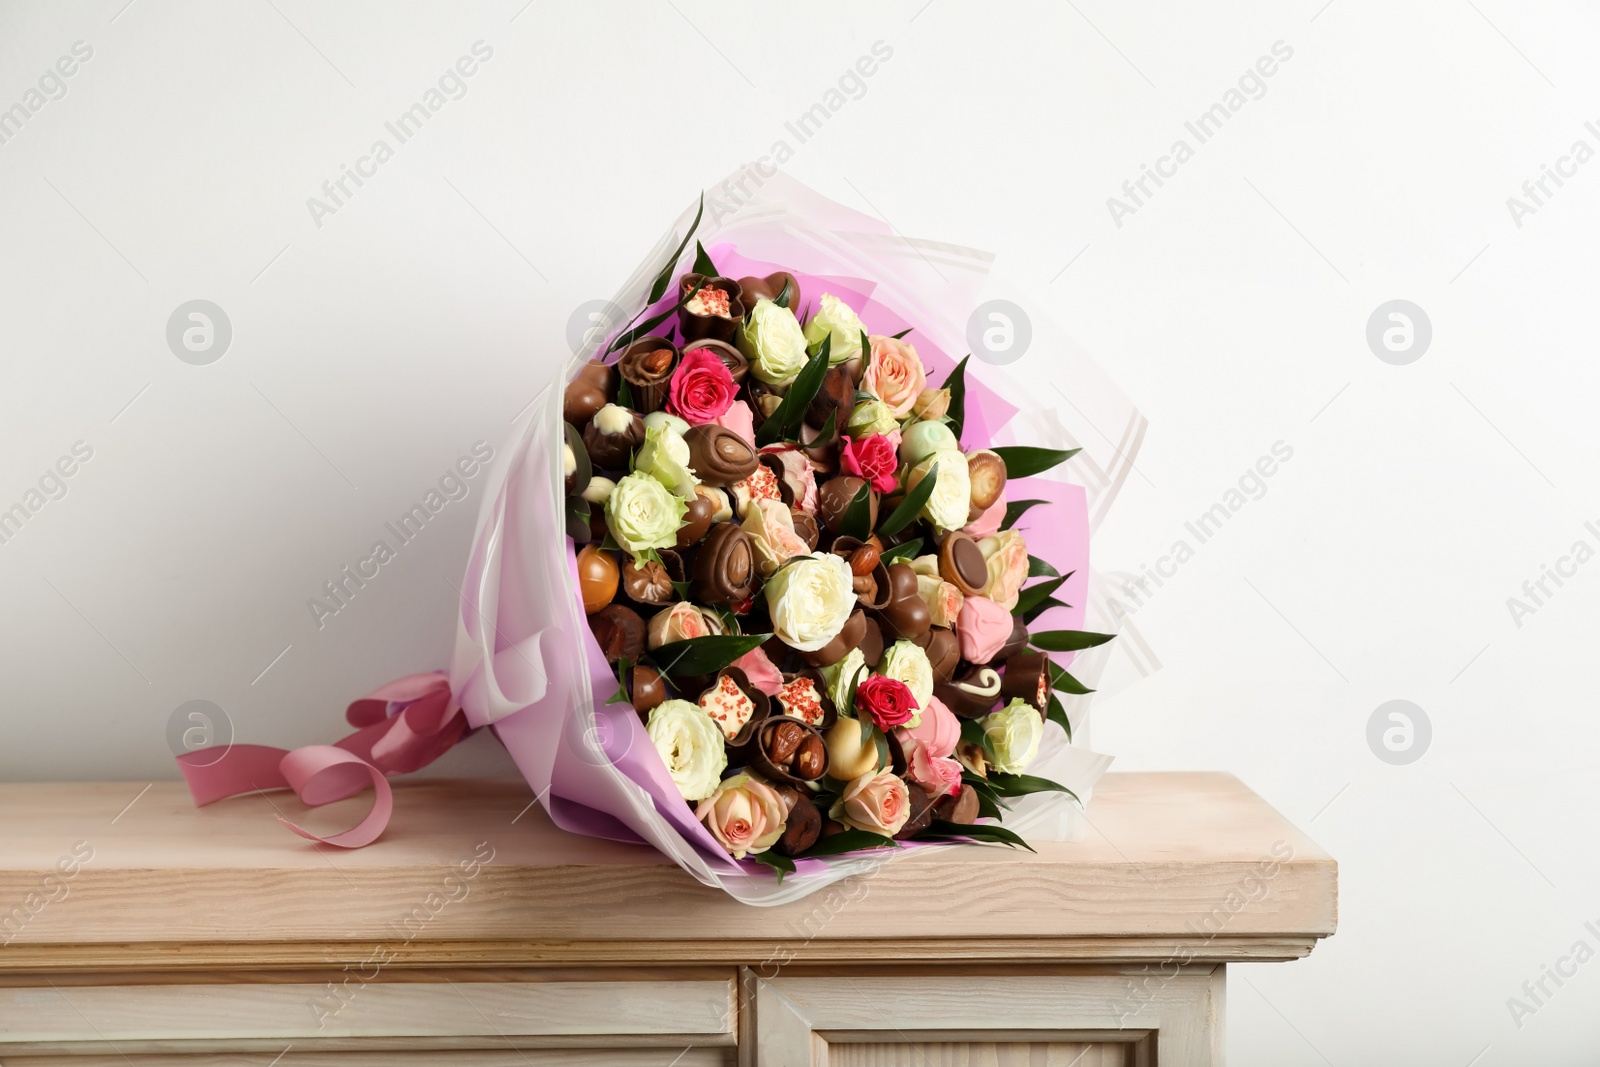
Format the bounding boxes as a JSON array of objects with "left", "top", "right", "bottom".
[
  {"left": 925, "top": 627, "right": 961, "bottom": 682},
  {"left": 935, "top": 666, "right": 1004, "bottom": 718},
  {"left": 676, "top": 493, "right": 716, "bottom": 548},
  {"left": 790, "top": 508, "right": 820, "bottom": 551},
  {"left": 630, "top": 663, "right": 667, "bottom": 714},
  {"left": 563, "top": 360, "right": 614, "bottom": 424},
  {"left": 873, "top": 562, "right": 931, "bottom": 642},
  {"left": 690, "top": 522, "right": 755, "bottom": 605},
  {"left": 938, "top": 532, "right": 989, "bottom": 597},
  {"left": 735, "top": 271, "right": 801, "bottom": 315},
  {"left": 582, "top": 404, "right": 645, "bottom": 470},
  {"left": 996, "top": 617, "right": 1030, "bottom": 662},
  {"left": 806, "top": 364, "right": 855, "bottom": 432},
  {"left": 620, "top": 557, "right": 676, "bottom": 606},
  {"left": 933, "top": 783, "right": 980, "bottom": 825},
  {"left": 589, "top": 604, "right": 645, "bottom": 665},
  {"left": 894, "top": 780, "right": 938, "bottom": 840},
  {"left": 618, "top": 338, "right": 678, "bottom": 413},
  {"left": 817, "top": 476, "right": 877, "bottom": 535},
  {"left": 774, "top": 794, "right": 822, "bottom": 856},
  {"left": 684, "top": 424, "right": 760, "bottom": 487},
  {"left": 576, "top": 545, "right": 619, "bottom": 614}
]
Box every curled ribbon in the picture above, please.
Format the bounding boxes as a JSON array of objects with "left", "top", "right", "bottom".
[{"left": 175, "top": 672, "right": 465, "bottom": 848}]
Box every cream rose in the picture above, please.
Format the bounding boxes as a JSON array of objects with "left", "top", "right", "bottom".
[
  {"left": 605, "top": 472, "right": 686, "bottom": 556},
  {"left": 907, "top": 449, "right": 972, "bottom": 532},
  {"left": 762, "top": 551, "right": 855, "bottom": 652},
  {"left": 647, "top": 601, "right": 726, "bottom": 648},
  {"left": 915, "top": 572, "right": 965, "bottom": 628},
  {"left": 635, "top": 422, "right": 700, "bottom": 498},
  {"left": 820, "top": 647, "right": 867, "bottom": 712},
  {"left": 802, "top": 293, "right": 866, "bottom": 366},
  {"left": 978, "top": 529, "right": 1031, "bottom": 611},
  {"left": 980, "top": 699, "right": 1044, "bottom": 774},
  {"left": 861, "top": 335, "right": 927, "bottom": 417},
  {"left": 646, "top": 699, "right": 728, "bottom": 801},
  {"left": 738, "top": 298, "right": 808, "bottom": 387},
  {"left": 830, "top": 769, "right": 911, "bottom": 836},
  {"left": 847, "top": 398, "right": 899, "bottom": 437},
  {"left": 741, "top": 498, "right": 810, "bottom": 577},
  {"left": 911, "top": 387, "right": 951, "bottom": 420},
  {"left": 878, "top": 640, "right": 933, "bottom": 727},
  {"left": 695, "top": 772, "right": 787, "bottom": 858}
]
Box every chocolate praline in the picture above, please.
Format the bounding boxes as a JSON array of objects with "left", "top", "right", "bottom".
[
  {"left": 790, "top": 509, "right": 820, "bottom": 551},
  {"left": 676, "top": 493, "right": 717, "bottom": 548},
  {"left": 872, "top": 562, "right": 932, "bottom": 642},
  {"left": 735, "top": 272, "right": 801, "bottom": 316},
  {"left": 774, "top": 794, "right": 822, "bottom": 857},
  {"left": 933, "top": 783, "right": 980, "bottom": 825},
  {"left": 582, "top": 405, "right": 645, "bottom": 471},
  {"left": 800, "top": 608, "right": 868, "bottom": 667},
  {"left": 859, "top": 616, "right": 885, "bottom": 668},
  {"left": 576, "top": 545, "right": 619, "bottom": 614},
  {"left": 925, "top": 627, "right": 961, "bottom": 682},
  {"left": 1001, "top": 651, "right": 1051, "bottom": 713},
  {"left": 806, "top": 364, "right": 855, "bottom": 431},
  {"left": 817, "top": 476, "right": 877, "bottom": 535},
  {"left": 620, "top": 557, "right": 676, "bottom": 606},
  {"left": 683, "top": 339, "right": 748, "bottom": 384},
  {"left": 589, "top": 603, "right": 646, "bottom": 665},
  {"left": 935, "top": 665, "right": 1004, "bottom": 718},
  {"left": 684, "top": 424, "right": 760, "bottom": 487},
  {"left": 563, "top": 360, "right": 614, "bottom": 424},
  {"left": 690, "top": 522, "right": 755, "bottom": 605},
  {"left": 617, "top": 337, "right": 678, "bottom": 414},
  {"left": 677, "top": 274, "right": 745, "bottom": 344},
  {"left": 966, "top": 449, "right": 1008, "bottom": 513},
  {"left": 996, "top": 617, "right": 1029, "bottom": 662},
  {"left": 563, "top": 422, "right": 591, "bottom": 498},
  {"left": 894, "top": 780, "right": 938, "bottom": 840},
  {"left": 938, "top": 532, "right": 989, "bottom": 597},
  {"left": 630, "top": 663, "right": 667, "bottom": 714}
]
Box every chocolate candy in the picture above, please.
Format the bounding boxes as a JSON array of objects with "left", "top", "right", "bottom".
[
  {"left": 735, "top": 272, "right": 801, "bottom": 316},
  {"left": 996, "top": 617, "right": 1030, "bottom": 662},
  {"left": 620, "top": 556, "right": 675, "bottom": 605},
  {"left": 925, "top": 627, "right": 961, "bottom": 682},
  {"left": 684, "top": 339, "right": 748, "bottom": 384},
  {"left": 935, "top": 665, "right": 1004, "bottom": 718},
  {"left": 873, "top": 562, "right": 931, "bottom": 642},
  {"left": 582, "top": 404, "right": 645, "bottom": 470},
  {"left": 630, "top": 663, "right": 667, "bottom": 714},
  {"left": 938, "top": 532, "right": 989, "bottom": 597},
  {"left": 800, "top": 608, "right": 867, "bottom": 668},
  {"left": 676, "top": 493, "right": 716, "bottom": 548},
  {"left": 690, "top": 522, "right": 755, "bottom": 604},
  {"left": 751, "top": 715, "right": 829, "bottom": 785},
  {"left": 806, "top": 364, "right": 855, "bottom": 432},
  {"left": 618, "top": 338, "right": 678, "bottom": 414},
  {"left": 894, "top": 780, "right": 938, "bottom": 840},
  {"left": 563, "top": 360, "right": 614, "bottom": 424},
  {"left": 775, "top": 670, "right": 835, "bottom": 728},
  {"left": 859, "top": 616, "right": 885, "bottom": 667},
  {"left": 817, "top": 476, "right": 876, "bottom": 535},
  {"left": 589, "top": 604, "right": 645, "bottom": 665},
  {"left": 563, "top": 422, "right": 591, "bottom": 498},
  {"left": 677, "top": 274, "right": 745, "bottom": 344},
  {"left": 967, "top": 449, "right": 1007, "bottom": 513},
  {"left": 848, "top": 542, "right": 881, "bottom": 576},
  {"left": 790, "top": 509, "right": 820, "bottom": 551},
  {"left": 774, "top": 794, "right": 822, "bottom": 857},
  {"left": 684, "top": 424, "right": 760, "bottom": 487},
  {"left": 1001, "top": 651, "right": 1051, "bottom": 713},
  {"left": 698, "top": 667, "right": 768, "bottom": 743},
  {"left": 933, "top": 783, "right": 980, "bottom": 825},
  {"left": 576, "top": 545, "right": 619, "bottom": 614}
]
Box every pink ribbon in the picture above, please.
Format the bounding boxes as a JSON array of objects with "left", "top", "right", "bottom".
[{"left": 175, "top": 672, "right": 465, "bottom": 848}]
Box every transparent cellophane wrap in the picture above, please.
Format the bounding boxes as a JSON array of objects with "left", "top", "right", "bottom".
[{"left": 449, "top": 172, "right": 1145, "bottom": 904}]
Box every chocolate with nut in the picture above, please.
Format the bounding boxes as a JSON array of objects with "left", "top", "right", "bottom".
[
  {"left": 617, "top": 337, "right": 678, "bottom": 414},
  {"left": 750, "top": 714, "right": 829, "bottom": 786}
]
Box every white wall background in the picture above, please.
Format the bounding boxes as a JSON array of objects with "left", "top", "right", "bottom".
[{"left": 3, "top": 0, "right": 1597, "bottom": 1060}]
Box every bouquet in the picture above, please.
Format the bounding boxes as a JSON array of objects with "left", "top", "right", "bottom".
[{"left": 178, "top": 173, "right": 1136, "bottom": 904}]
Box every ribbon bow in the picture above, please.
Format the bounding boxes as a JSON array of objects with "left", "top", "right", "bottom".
[{"left": 175, "top": 672, "right": 465, "bottom": 847}]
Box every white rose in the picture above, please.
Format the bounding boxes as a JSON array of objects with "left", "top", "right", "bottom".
[
  {"left": 980, "top": 699, "right": 1044, "bottom": 774},
  {"left": 738, "top": 298, "right": 809, "bottom": 387},
  {"left": 802, "top": 293, "right": 866, "bottom": 365},
  {"left": 820, "top": 647, "right": 867, "bottom": 712},
  {"left": 635, "top": 422, "right": 700, "bottom": 498},
  {"left": 878, "top": 639, "right": 934, "bottom": 727},
  {"left": 605, "top": 472, "right": 686, "bottom": 556},
  {"left": 908, "top": 449, "right": 972, "bottom": 532},
  {"left": 762, "top": 551, "right": 855, "bottom": 652},
  {"left": 646, "top": 699, "right": 729, "bottom": 801}
]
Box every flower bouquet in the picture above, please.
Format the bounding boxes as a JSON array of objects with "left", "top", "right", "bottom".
[{"left": 177, "top": 172, "right": 1136, "bottom": 904}]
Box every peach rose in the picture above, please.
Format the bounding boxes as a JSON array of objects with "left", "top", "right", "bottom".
[
  {"left": 742, "top": 498, "right": 811, "bottom": 577},
  {"left": 915, "top": 572, "right": 965, "bottom": 628},
  {"left": 978, "top": 529, "right": 1030, "bottom": 611},
  {"left": 696, "top": 773, "right": 787, "bottom": 858},
  {"left": 830, "top": 769, "right": 911, "bottom": 836},
  {"left": 861, "top": 335, "right": 927, "bottom": 418},
  {"left": 648, "top": 601, "right": 726, "bottom": 648},
  {"left": 912, "top": 387, "right": 951, "bottom": 420}
]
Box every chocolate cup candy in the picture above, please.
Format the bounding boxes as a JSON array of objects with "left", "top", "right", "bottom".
[
  {"left": 935, "top": 665, "right": 1004, "bottom": 718},
  {"left": 630, "top": 664, "right": 668, "bottom": 714},
  {"left": 775, "top": 794, "right": 823, "bottom": 857},
  {"left": 967, "top": 449, "right": 1007, "bottom": 513},
  {"left": 577, "top": 545, "right": 619, "bottom": 615},
  {"left": 925, "top": 627, "right": 961, "bottom": 682},
  {"left": 684, "top": 424, "right": 760, "bottom": 487},
  {"left": 563, "top": 360, "right": 614, "bottom": 425},
  {"left": 996, "top": 617, "right": 1029, "bottom": 662},
  {"left": 774, "top": 669, "right": 837, "bottom": 729},
  {"left": 933, "top": 783, "right": 980, "bottom": 825},
  {"left": 617, "top": 337, "right": 679, "bottom": 414},
  {"left": 938, "top": 532, "right": 989, "bottom": 597},
  {"left": 690, "top": 522, "right": 755, "bottom": 605},
  {"left": 697, "top": 666, "right": 771, "bottom": 746},
  {"left": 799, "top": 608, "right": 868, "bottom": 668},
  {"left": 790, "top": 509, "right": 820, "bottom": 551},
  {"left": 872, "top": 562, "right": 932, "bottom": 643},
  {"left": 750, "top": 714, "right": 829, "bottom": 786},
  {"left": 563, "top": 422, "right": 591, "bottom": 499},
  {"left": 676, "top": 493, "right": 717, "bottom": 548},
  {"left": 582, "top": 406, "right": 645, "bottom": 471},
  {"left": 1001, "top": 651, "right": 1051, "bottom": 714},
  {"left": 894, "top": 780, "right": 938, "bottom": 840},
  {"left": 589, "top": 604, "right": 646, "bottom": 665},
  {"left": 683, "top": 338, "right": 748, "bottom": 384},
  {"left": 735, "top": 272, "right": 801, "bottom": 317},
  {"left": 678, "top": 274, "right": 745, "bottom": 344},
  {"left": 817, "top": 476, "right": 876, "bottom": 535},
  {"left": 855, "top": 560, "right": 891, "bottom": 611}
]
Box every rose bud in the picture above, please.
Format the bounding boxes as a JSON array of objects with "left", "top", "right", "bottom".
[
  {"left": 576, "top": 545, "right": 619, "bottom": 614},
  {"left": 589, "top": 603, "right": 646, "bottom": 665},
  {"left": 966, "top": 449, "right": 1008, "bottom": 513},
  {"left": 563, "top": 360, "right": 614, "bottom": 425},
  {"left": 618, "top": 337, "right": 679, "bottom": 414},
  {"left": 775, "top": 794, "right": 822, "bottom": 856},
  {"left": 583, "top": 404, "right": 645, "bottom": 471}
]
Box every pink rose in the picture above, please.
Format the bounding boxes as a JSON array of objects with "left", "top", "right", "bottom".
[
  {"left": 956, "top": 595, "right": 1013, "bottom": 664},
  {"left": 830, "top": 769, "right": 911, "bottom": 836},
  {"left": 695, "top": 773, "right": 787, "bottom": 858},
  {"left": 861, "top": 335, "right": 927, "bottom": 418},
  {"left": 839, "top": 433, "right": 900, "bottom": 494},
  {"left": 979, "top": 530, "right": 1030, "bottom": 611},
  {"left": 709, "top": 398, "right": 756, "bottom": 445},
  {"left": 898, "top": 695, "right": 959, "bottom": 759},
  {"left": 731, "top": 646, "right": 783, "bottom": 696},
  {"left": 963, "top": 492, "right": 1006, "bottom": 538},
  {"left": 667, "top": 348, "right": 736, "bottom": 423},
  {"left": 902, "top": 738, "right": 963, "bottom": 798},
  {"left": 854, "top": 674, "right": 919, "bottom": 731}
]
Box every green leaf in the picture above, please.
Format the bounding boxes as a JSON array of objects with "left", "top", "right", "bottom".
[
  {"left": 992, "top": 445, "right": 1080, "bottom": 480},
  {"left": 1002, "top": 498, "right": 1048, "bottom": 530},
  {"left": 921, "top": 819, "right": 1034, "bottom": 851},
  {"left": 842, "top": 660, "right": 867, "bottom": 717},
  {"left": 1030, "top": 629, "right": 1116, "bottom": 652},
  {"left": 840, "top": 480, "right": 873, "bottom": 541},
  {"left": 891, "top": 327, "right": 913, "bottom": 340},
  {"left": 988, "top": 772, "right": 1079, "bottom": 804},
  {"left": 1012, "top": 576, "right": 1067, "bottom": 617},
  {"left": 944, "top": 355, "right": 970, "bottom": 438},
  {"left": 960, "top": 717, "right": 996, "bottom": 765},
  {"left": 877, "top": 462, "right": 937, "bottom": 538},
  {"left": 880, "top": 537, "right": 924, "bottom": 564},
  {"left": 870, "top": 722, "right": 889, "bottom": 771},
  {"left": 650, "top": 633, "right": 772, "bottom": 677},
  {"left": 813, "top": 408, "right": 838, "bottom": 447},
  {"left": 1023, "top": 597, "right": 1068, "bottom": 624},
  {"left": 962, "top": 771, "right": 1009, "bottom": 816},
  {"left": 756, "top": 335, "right": 830, "bottom": 447},
  {"left": 774, "top": 275, "right": 793, "bottom": 310},
  {"left": 607, "top": 656, "right": 633, "bottom": 706},
  {"left": 859, "top": 329, "right": 871, "bottom": 364},
  {"left": 1027, "top": 555, "right": 1059, "bottom": 578},
  {"left": 1046, "top": 692, "right": 1071, "bottom": 741},
  {"left": 616, "top": 374, "right": 633, "bottom": 409},
  {"left": 646, "top": 194, "right": 704, "bottom": 305},
  {"left": 802, "top": 829, "right": 899, "bottom": 856},
  {"left": 744, "top": 850, "right": 794, "bottom": 881},
  {"left": 691, "top": 239, "right": 717, "bottom": 278},
  {"left": 1049, "top": 662, "right": 1094, "bottom": 695}
]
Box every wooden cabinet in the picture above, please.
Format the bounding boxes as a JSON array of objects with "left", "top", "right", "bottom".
[{"left": 0, "top": 773, "right": 1334, "bottom": 1065}]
